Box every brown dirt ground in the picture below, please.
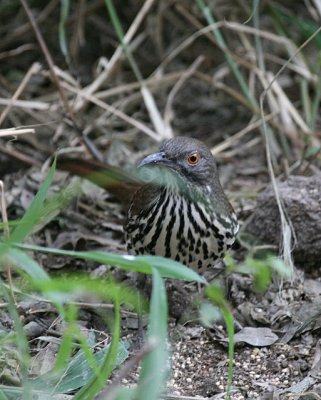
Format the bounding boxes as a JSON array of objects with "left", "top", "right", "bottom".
[{"left": 2, "top": 149, "right": 321, "bottom": 399}]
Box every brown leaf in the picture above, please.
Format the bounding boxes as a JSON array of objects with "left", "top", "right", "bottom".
[{"left": 227, "top": 327, "right": 279, "bottom": 347}]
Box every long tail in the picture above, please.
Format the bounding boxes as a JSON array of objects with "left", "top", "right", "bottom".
[{"left": 58, "top": 157, "right": 140, "bottom": 204}]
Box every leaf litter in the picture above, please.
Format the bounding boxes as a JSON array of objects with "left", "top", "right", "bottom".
[{"left": 1, "top": 1, "right": 321, "bottom": 399}]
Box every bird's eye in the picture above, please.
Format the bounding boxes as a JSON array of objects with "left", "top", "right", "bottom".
[{"left": 187, "top": 151, "right": 200, "bottom": 165}]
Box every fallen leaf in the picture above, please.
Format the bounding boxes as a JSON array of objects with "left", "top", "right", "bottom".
[{"left": 223, "top": 327, "right": 279, "bottom": 347}]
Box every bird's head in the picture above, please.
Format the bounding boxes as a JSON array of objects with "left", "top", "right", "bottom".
[{"left": 138, "top": 136, "right": 219, "bottom": 189}]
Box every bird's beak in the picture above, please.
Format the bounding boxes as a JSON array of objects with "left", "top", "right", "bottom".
[
  {"left": 137, "top": 151, "right": 178, "bottom": 184},
  {"left": 138, "top": 151, "right": 168, "bottom": 168}
]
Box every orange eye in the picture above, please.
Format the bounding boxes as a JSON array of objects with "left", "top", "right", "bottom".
[{"left": 187, "top": 151, "right": 200, "bottom": 165}]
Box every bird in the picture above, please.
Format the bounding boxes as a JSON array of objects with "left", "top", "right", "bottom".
[{"left": 124, "top": 136, "right": 239, "bottom": 272}]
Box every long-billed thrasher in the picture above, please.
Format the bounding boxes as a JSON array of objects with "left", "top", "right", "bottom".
[{"left": 124, "top": 136, "right": 239, "bottom": 272}]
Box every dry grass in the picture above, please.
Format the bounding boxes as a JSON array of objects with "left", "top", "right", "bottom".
[{"left": 0, "top": 1, "right": 321, "bottom": 398}]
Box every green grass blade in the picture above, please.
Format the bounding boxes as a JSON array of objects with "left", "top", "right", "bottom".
[
  {"left": 10, "top": 158, "right": 57, "bottom": 243},
  {"left": 113, "top": 387, "right": 135, "bottom": 400},
  {"left": 33, "top": 339, "right": 129, "bottom": 395},
  {"left": 73, "top": 297, "right": 121, "bottom": 399},
  {"left": 0, "top": 280, "right": 31, "bottom": 399},
  {"left": 138, "top": 255, "right": 207, "bottom": 283},
  {"left": 103, "top": 0, "right": 166, "bottom": 137},
  {"left": 17, "top": 243, "right": 207, "bottom": 283},
  {"left": 136, "top": 268, "right": 168, "bottom": 400},
  {"left": 206, "top": 284, "right": 234, "bottom": 400},
  {"left": 54, "top": 304, "right": 78, "bottom": 371},
  {"left": 196, "top": 0, "right": 257, "bottom": 109},
  {"left": 29, "top": 181, "right": 79, "bottom": 235},
  {"left": 269, "top": 6, "right": 321, "bottom": 49},
  {"left": 223, "top": 309, "right": 234, "bottom": 400},
  {"left": 104, "top": 0, "right": 143, "bottom": 82},
  {"left": 310, "top": 74, "right": 321, "bottom": 132},
  {"left": 4, "top": 247, "right": 49, "bottom": 282},
  {"left": 59, "top": 0, "right": 70, "bottom": 61},
  {"left": 0, "top": 389, "right": 9, "bottom": 400},
  {"left": 300, "top": 78, "right": 312, "bottom": 128},
  {"left": 29, "top": 276, "right": 144, "bottom": 315},
  {"left": 253, "top": 0, "right": 265, "bottom": 72}
]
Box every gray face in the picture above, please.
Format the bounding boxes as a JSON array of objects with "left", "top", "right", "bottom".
[{"left": 139, "top": 136, "right": 219, "bottom": 186}]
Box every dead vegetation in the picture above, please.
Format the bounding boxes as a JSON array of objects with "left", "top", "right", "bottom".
[{"left": 0, "top": 1, "right": 321, "bottom": 399}]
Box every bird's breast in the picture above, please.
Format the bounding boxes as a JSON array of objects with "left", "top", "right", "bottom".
[{"left": 125, "top": 187, "right": 238, "bottom": 271}]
